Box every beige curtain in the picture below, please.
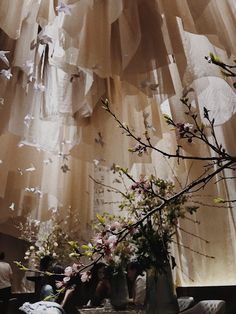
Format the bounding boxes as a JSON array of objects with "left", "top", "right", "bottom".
[{"left": 0, "top": 0, "right": 235, "bottom": 291}]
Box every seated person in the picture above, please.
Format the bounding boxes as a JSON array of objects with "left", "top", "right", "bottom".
[
  {"left": 126, "top": 261, "right": 146, "bottom": 307},
  {"left": 87, "top": 262, "right": 111, "bottom": 306},
  {"left": 39, "top": 259, "right": 64, "bottom": 301}
]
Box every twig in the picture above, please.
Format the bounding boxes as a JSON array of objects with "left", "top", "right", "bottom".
[
  {"left": 173, "top": 241, "right": 215, "bottom": 259},
  {"left": 177, "top": 226, "right": 209, "bottom": 243}
]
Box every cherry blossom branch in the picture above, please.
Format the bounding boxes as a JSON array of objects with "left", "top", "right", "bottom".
[
  {"left": 101, "top": 98, "right": 236, "bottom": 163},
  {"left": 123, "top": 159, "right": 234, "bottom": 231}
]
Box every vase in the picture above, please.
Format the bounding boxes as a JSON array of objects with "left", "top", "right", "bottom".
[
  {"left": 110, "top": 267, "right": 129, "bottom": 310},
  {"left": 146, "top": 263, "right": 179, "bottom": 314}
]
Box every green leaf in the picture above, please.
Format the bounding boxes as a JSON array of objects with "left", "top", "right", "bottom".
[
  {"left": 43, "top": 295, "right": 55, "bottom": 301},
  {"left": 81, "top": 244, "right": 92, "bottom": 250},
  {"left": 56, "top": 287, "right": 65, "bottom": 294},
  {"left": 83, "top": 251, "right": 93, "bottom": 257},
  {"left": 213, "top": 197, "right": 225, "bottom": 204},
  {"left": 14, "top": 261, "right": 29, "bottom": 271},
  {"left": 209, "top": 52, "right": 222, "bottom": 64},
  {"left": 200, "top": 122, "right": 205, "bottom": 130},
  {"left": 96, "top": 213, "right": 106, "bottom": 225},
  {"left": 69, "top": 252, "right": 80, "bottom": 258},
  {"left": 68, "top": 241, "right": 79, "bottom": 250}
]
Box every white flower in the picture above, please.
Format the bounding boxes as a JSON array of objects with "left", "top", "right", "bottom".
[
  {"left": 107, "top": 235, "right": 118, "bottom": 249},
  {"left": 25, "top": 251, "right": 30, "bottom": 256},
  {"left": 81, "top": 272, "right": 91, "bottom": 282},
  {"left": 107, "top": 235, "right": 117, "bottom": 244},
  {"left": 96, "top": 239, "right": 103, "bottom": 245},
  {"left": 183, "top": 123, "right": 193, "bottom": 130},
  {"left": 64, "top": 266, "right": 73, "bottom": 277},
  {"left": 53, "top": 242, "right": 58, "bottom": 247},
  {"left": 29, "top": 246, "right": 35, "bottom": 251},
  {"left": 52, "top": 252, "right": 57, "bottom": 257},
  {"left": 113, "top": 255, "right": 121, "bottom": 265},
  {"left": 63, "top": 276, "right": 70, "bottom": 283},
  {"left": 24, "top": 256, "right": 29, "bottom": 260},
  {"left": 34, "top": 220, "right": 40, "bottom": 226}
]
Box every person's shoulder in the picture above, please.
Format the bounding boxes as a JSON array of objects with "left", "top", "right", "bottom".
[
  {"left": 136, "top": 273, "right": 146, "bottom": 283},
  {"left": 0, "top": 261, "right": 11, "bottom": 269}
]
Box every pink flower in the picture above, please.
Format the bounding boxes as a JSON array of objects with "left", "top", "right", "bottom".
[{"left": 110, "top": 221, "right": 122, "bottom": 231}]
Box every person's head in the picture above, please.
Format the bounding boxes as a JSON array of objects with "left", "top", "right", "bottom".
[
  {"left": 51, "top": 263, "right": 64, "bottom": 274},
  {"left": 0, "top": 252, "right": 5, "bottom": 260},
  {"left": 91, "top": 262, "right": 106, "bottom": 281},
  {"left": 39, "top": 255, "right": 53, "bottom": 271},
  {"left": 127, "top": 261, "right": 143, "bottom": 282}
]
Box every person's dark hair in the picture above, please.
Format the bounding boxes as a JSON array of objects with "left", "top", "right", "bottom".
[
  {"left": 51, "top": 263, "right": 64, "bottom": 274},
  {"left": 0, "top": 252, "right": 5, "bottom": 260},
  {"left": 127, "top": 261, "right": 143, "bottom": 276},
  {"left": 90, "top": 262, "right": 106, "bottom": 281},
  {"left": 39, "top": 255, "right": 54, "bottom": 271}
]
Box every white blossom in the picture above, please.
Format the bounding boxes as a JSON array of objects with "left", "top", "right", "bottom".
[{"left": 81, "top": 271, "right": 91, "bottom": 282}]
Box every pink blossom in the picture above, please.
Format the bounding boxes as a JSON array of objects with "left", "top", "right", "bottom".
[{"left": 110, "top": 221, "right": 122, "bottom": 231}]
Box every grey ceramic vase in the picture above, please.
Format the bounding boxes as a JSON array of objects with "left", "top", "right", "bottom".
[
  {"left": 110, "top": 267, "right": 129, "bottom": 310},
  {"left": 146, "top": 264, "right": 179, "bottom": 314}
]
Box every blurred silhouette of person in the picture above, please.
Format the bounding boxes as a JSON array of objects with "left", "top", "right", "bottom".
[
  {"left": 0, "top": 252, "right": 13, "bottom": 313},
  {"left": 88, "top": 262, "right": 111, "bottom": 306},
  {"left": 127, "top": 261, "right": 146, "bottom": 308},
  {"left": 56, "top": 263, "right": 90, "bottom": 314},
  {"left": 38, "top": 255, "right": 55, "bottom": 300}
]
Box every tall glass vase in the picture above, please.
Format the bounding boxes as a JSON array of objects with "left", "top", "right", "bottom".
[
  {"left": 146, "top": 263, "right": 179, "bottom": 314},
  {"left": 110, "top": 267, "right": 129, "bottom": 310}
]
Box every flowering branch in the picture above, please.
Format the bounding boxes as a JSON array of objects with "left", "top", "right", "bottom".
[{"left": 101, "top": 98, "right": 236, "bottom": 163}]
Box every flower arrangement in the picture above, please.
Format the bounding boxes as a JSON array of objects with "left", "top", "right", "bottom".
[
  {"left": 69, "top": 169, "right": 198, "bottom": 274},
  {"left": 17, "top": 208, "right": 80, "bottom": 269}
]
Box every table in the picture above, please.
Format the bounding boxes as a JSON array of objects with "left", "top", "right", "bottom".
[{"left": 79, "top": 307, "right": 145, "bottom": 314}]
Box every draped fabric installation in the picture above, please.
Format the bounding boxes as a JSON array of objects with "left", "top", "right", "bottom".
[{"left": 0, "top": 0, "right": 235, "bottom": 291}]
